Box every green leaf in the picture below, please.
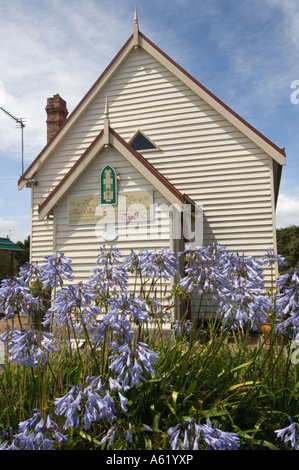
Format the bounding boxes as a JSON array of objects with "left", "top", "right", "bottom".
[
  {"left": 201, "top": 407, "right": 230, "bottom": 419},
  {"left": 263, "top": 441, "right": 279, "bottom": 450},
  {"left": 167, "top": 402, "right": 177, "bottom": 416},
  {"left": 228, "top": 381, "right": 259, "bottom": 391},
  {"left": 172, "top": 391, "right": 179, "bottom": 409},
  {"left": 153, "top": 412, "right": 161, "bottom": 431},
  {"left": 187, "top": 380, "right": 198, "bottom": 393},
  {"left": 144, "top": 436, "right": 152, "bottom": 450},
  {"left": 79, "top": 431, "right": 101, "bottom": 446},
  {"left": 229, "top": 360, "right": 254, "bottom": 373}
]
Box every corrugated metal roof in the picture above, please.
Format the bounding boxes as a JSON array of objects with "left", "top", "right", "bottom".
[{"left": 0, "top": 238, "right": 24, "bottom": 251}]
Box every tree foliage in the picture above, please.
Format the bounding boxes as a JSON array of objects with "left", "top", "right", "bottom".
[
  {"left": 14, "top": 235, "right": 30, "bottom": 273},
  {"left": 276, "top": 225, "right": 299, "bottom": 271}
]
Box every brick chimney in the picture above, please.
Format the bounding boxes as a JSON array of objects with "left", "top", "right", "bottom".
[{"left": 45, "top": 94, "right": 68, "bottom": 143}]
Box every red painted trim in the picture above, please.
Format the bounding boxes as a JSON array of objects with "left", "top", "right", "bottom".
[
  {"left": 38, "top": 127, "right": 187, "bottom": 216},
  {"left": 38, "top": 130, "right": 104, "bottom": 214},
  {"left": 140, "top": 32, "right": 286, "bottom": 158},
  {"left": 110, "top": 128, "right": 185, "bottom": 203}
]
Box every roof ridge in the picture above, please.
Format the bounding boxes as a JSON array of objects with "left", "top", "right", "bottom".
[{"left": 19, "top": 27, "right": 286, "bottom": 189}]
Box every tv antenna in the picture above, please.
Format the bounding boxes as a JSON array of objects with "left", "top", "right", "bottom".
[{"left": 0, "top": 106, "right": 26, "bottom": 175}]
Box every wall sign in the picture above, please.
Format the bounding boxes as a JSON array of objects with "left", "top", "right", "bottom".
[{"left": 68, "top": 190, "right": 153, "bottom": 225}]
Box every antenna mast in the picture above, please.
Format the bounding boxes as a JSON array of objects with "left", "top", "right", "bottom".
[{"left": 0, "top": 106, "right": 26, "bottom": 175}]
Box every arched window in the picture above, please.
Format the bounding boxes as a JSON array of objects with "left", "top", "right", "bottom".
[{"left": 100, "top": 165, "right": 117, "bottom": 205}]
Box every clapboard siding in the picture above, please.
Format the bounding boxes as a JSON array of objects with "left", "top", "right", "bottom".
[
  {"left": 30, "top": 46, "right": 277, "bottom": 288},
  {"left": 51, "top": 146, "right": 171, "bottom": 282}
]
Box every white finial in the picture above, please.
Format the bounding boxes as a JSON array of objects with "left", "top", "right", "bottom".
[
  {"left": 133, "top": 5, "right": 139, "bottom": 47},
  {"left": 134, "top": 5, "right": 138, "bottom": 25},
  {"left": 104, "top": 94, "right": 109, "bottom": 117},
  {"left": 104, "top": 95, "right": 110, "bottom": 146}
]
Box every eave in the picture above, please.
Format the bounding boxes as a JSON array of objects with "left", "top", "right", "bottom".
[{"left": 38, "top": 127, "right": 192, "bottom": 221}]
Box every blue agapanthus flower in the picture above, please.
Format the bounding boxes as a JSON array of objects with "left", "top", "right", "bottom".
[
  {"left": 180, "top": 244, "right": 229, "bottom": 297},
  {"left": 89, "top": 246, "right": 128, "bottom": 294},
  {"left": 262, "top": 248, "right": 285, "bottom": 269},
  {"left": 219, "top": 285, "right": 271, "bottom": 331},
  {"left": 18, "top": 261, "right": 43, "bottom": 285},
  {"left": 3, "top": 410, "right": 67, "bottom": 450},
  {"left": 139, "top": 248, "right": 178, "bottom": 281},
  {"left": 3, "top": 328, "right": 56, "bottom": 368},
  {"left": 40, "top": 252, "right": 74, "bottom": 289},
  {"left": 42, "top": 282, "right": 100, "bottom": 332},
  {"left": 275, "top": 416, "right": 299, "bottom": 450},
  {"left": 109, "top": 341, "right": 158, "bottom": 390},
  {"left": 0, "top": 276, "right": 39, "bottom": 319},
  {"left": 108, "top": 292, "right": 151, "bottom": 324},
  {"left": 54, "top": 376, "right": 117, "bottom": 431},
  {"left": 167, "top": 418, "right": 240, "bottom": 450},
  {"left": 275, "top": 268, "right": 299, "bottom": 337}
]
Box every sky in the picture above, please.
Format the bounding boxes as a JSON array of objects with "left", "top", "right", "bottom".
[{"left": 0, "top": 0, "right": 299, "bottom": 243}]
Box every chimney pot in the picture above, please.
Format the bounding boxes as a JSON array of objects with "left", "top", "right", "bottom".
[{"left": 45, "top": 94, "right": 68, "bottom": 144}]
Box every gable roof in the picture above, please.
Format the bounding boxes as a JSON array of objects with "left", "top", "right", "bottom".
[
  {"left": 38, "top": 126, "right": 195, "bottom": 221},
  {"left": 18, "top": 16, "right": 286, "bottom": 191}
]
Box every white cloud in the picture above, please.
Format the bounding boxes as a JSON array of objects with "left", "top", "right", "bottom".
[
  {"left": 0, "top": 217, "right": 29, "bottom": 243},
  {"left": 276, "top": 192, "right": 299, "bottom": 228},
  {"left": 0, "top": 0, "right": 134, "bottom": 159},
  {"left": 265, "top": 0, "right": 299, "bottom": 44}
]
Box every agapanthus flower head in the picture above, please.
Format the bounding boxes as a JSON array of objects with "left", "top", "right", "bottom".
[
  {"left": 262, "top": 248, "right": 286, "bottom": 269},
  {"left": 275, "top": 268, "right": 299, "bottom": 337},
  {"left": 174, "top": 319, "right": 192, "bottom": 336},
  {"left": 93, "top": 300, "right": 135, "bottom": 347},
  {"left": 167, "top": 418, "right": 240, "bottom": 450},
  {"left": 18, "top": 261, "right": 43, "bottom": 285},
  {"left": 139, "top": 248, "right": 178, "bottom": 281},
  {"left": 109, "top": 291, "right": 151, "bottom": 324},
  {"left": 109, "top": 340, "right": 158, "bottom": 390},
  {"left": 123, "top": 249, "right": 143, "bottom": 275},
  {"left": 225, "top": 252, "right": 265, "bottom": 290},
  {"left": 43, "top": 282, "right": 100, "bottom": 333},
  {"left": 275, "top": 416, "right": 299, "bottom": 450},
  {"left": 54, "top": 376, "right": 117, "bottom": 431},
  {"left": 95, "top": 245, "right": 123, "bottom": 266},
  {"left": 0, "top": 276, "right": 39, "bottom": 319},
  {"left": 5, "top": 328, "right": 56, "bottom": 368},
  {"left": 89, "top": 245, "right": 128, "bottom": 293},
  {"left": 219, "top": 285, "right": 272, "bottom": 331},
  {"left": 6, "top": 410, "right": 67, "bottom": 450},
  {"left": 40, "top": 252, "right": 74, "bottom": 289},
  {"left": 180, "top": 244, "right": 229, "bottom": 297}
]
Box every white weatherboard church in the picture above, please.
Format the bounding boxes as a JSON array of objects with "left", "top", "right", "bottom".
[{"left": 18, "top": 12, "right": 286, "bottom": 317}]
